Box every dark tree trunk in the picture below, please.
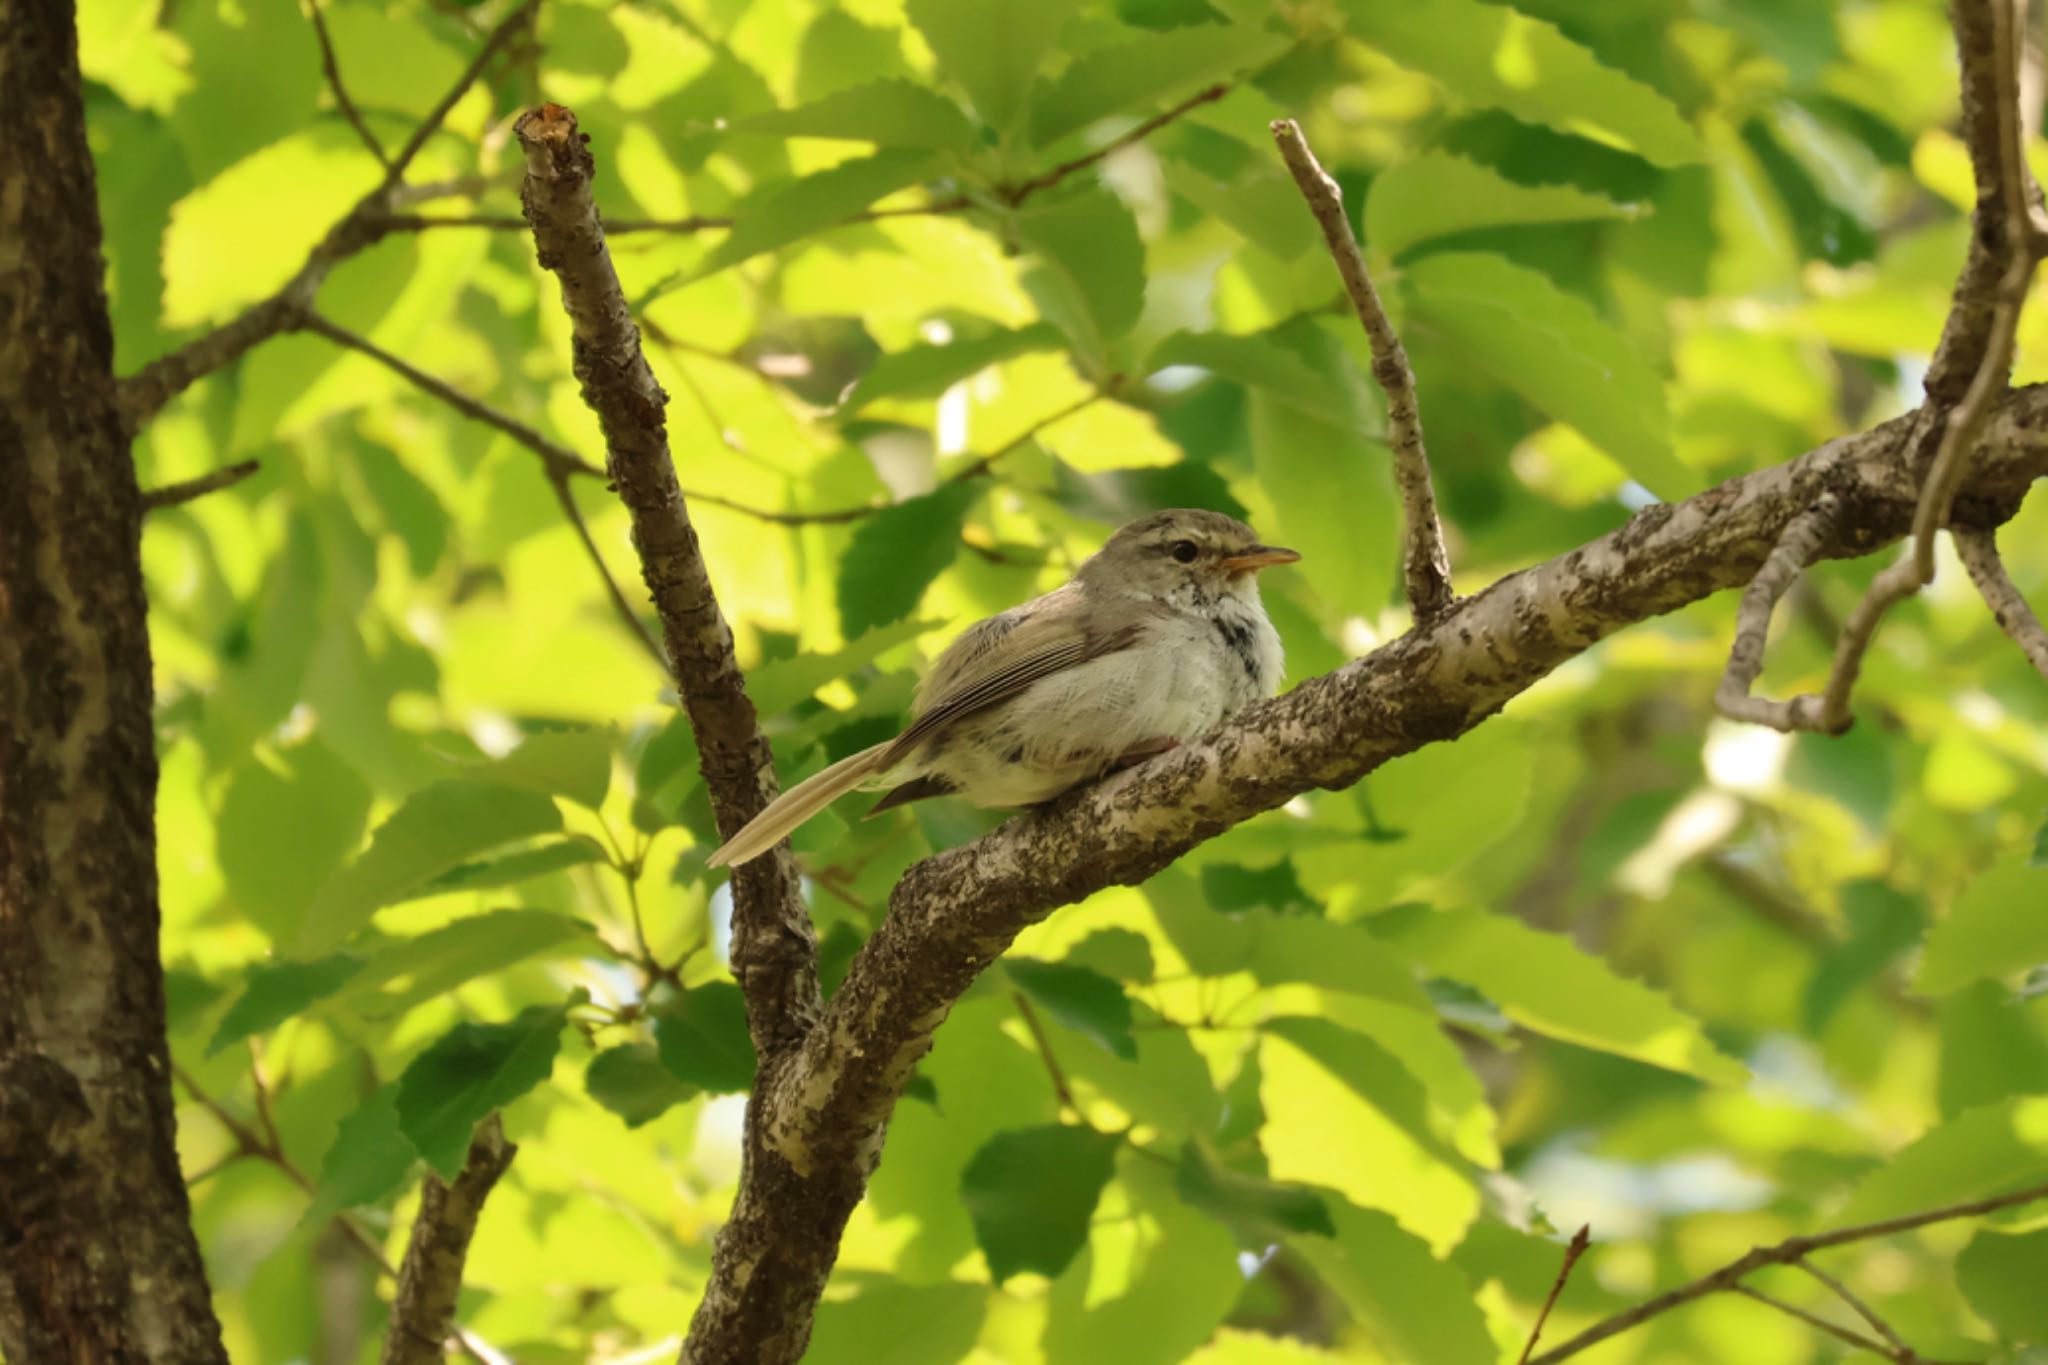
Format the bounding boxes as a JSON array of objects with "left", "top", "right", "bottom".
[{"left": 0, "top": 0, "right": 227, "bottom": 1358}]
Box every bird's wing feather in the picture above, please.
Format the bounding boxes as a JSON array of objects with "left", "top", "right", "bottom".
[{"left": 882, "top": 589, "right": 1149, "bottom": 767}]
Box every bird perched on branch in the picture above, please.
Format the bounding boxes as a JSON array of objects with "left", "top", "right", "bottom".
[{"left": 707, "top": 509, "right": 1299, "bottom": 868}]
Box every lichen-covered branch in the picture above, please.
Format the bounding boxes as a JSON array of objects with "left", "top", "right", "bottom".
[
  {"left": 678, "top": 385, "right": 2048, "bottom": 1364},
  {"left": 1956, "top": 527, "right": 2048, "bottom": 677},
  {"left": 1713, "top": 496, "right": 1841, "bottom": 731},
  {"left": 1270, "top": 118, "right": 1455, "bottom": 619},
  {"left": 378, "top": 1116, "right": 517, "bottom": 1365},
  {"left": 1528, "top": 1177, "right": 2048, "bottom": 1363},
  {"left": 512, "top": 103, "right": 820, "bottom": 1057}
]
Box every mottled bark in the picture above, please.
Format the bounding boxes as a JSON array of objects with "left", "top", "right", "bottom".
[
  {"left": 0, "top": 0, "right": 225, "bottom": 1358},
  {"left": 379, "top": 1116, "right": 516, "bottom": 1365}
]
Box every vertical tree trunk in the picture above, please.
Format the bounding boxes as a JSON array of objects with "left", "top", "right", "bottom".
[{"left": 0, "top": 0, "right": 227, "bottom": 1358}]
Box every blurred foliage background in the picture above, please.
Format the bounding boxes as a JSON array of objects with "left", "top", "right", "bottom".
[{"left": 73, "top": 0, "right": 2048, "bottom": 1358}]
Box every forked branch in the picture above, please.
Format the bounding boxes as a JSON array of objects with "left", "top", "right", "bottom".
[
  {"left": 1270, "top": 118, "right": 1455, "bottom": 619},
  {"left": 378, "top": 1116, "right": 517, "bottom": 1365},
  {"left": 1956, "top": 527, "right": 2048, "bottom": 677}
]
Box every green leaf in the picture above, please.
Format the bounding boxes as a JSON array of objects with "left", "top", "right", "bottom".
[
  {"left": 840, "top": 322, "right": 1064, "bottom": 413},
  {"left": 586, "top": 1043, "right": 697, "bottom": 1128},
  {"left": 1919, "top": 858, "right": 2048, "bottom": 995},
  {"left": 1369, "top": 905, "right": 1747, "bottom": 1083},
  {"left": 748, "top": 617, "right": 944, "bottom": 716},
  {"left": 1246, "top": 912, "right": 1432, "bottom": 1011},
  {"left": 654, "top": 982, "right": 758, "bottom": 1094},
  {"left": 1064, "top": 929, "right": 1156, "bottom": 983},
  {"left": 461, "top": 728, "right": 612, "bottom": 809},
  {"left": 1958, "top": 1227, "right": 2048, "bottom": 1342},
  {"left": 1291, "top": 1198, "right": 1495, "bottom": 1365},
  {"left": 408, "top": 837, "right": 610, "bottom": 900},
  {"left": 1027, "top": 23, "right": 1287, "bottom": 149},
  {"left": 300, "top": 780, "right": 563, "bottom": 954},
  {"left": 1175, "top": 1139, "right": 1335, "bottom": 1241},
  {"left": 733, "top": 79, "right": 977, "bottom": 151},
  {"left": 1249, "top": 391, "right": 1398, "bottom": 616},
  {"left": 805, "top": 1282, "right": 987, "bottom": 1365},
  {"left": 1007, "top": 958, "right": 1138, "bottom": 1060},
  {"left": 1149, "top": 329, "right": 1358, "bottom": 427},
  {"left": 343, "top": 909, "right": 596, "bottom": 1017},
  {"left": 1048, "top": 460, "right": 1250, "bottom": 527},
  {"left": 905, "top": 0, "right": 1083, "bottom": 130},
  {"left": 1342, "top": 0, "right": 1703, "bottom": 168},
  {"left": 208, "top": 954, "right": 364, "bottom": 1055},
  {"left": 1364, "top": 151, "right": 1639, "bottom": 258},
  {"left": 1803, "top": 880, "right": 1923, "bottom": 1033},
  {"left": 216, "top": 738, "right": 372, "bottom": 942},
  {"left": 836, "top": 483, "right": 976, "bottom": 636},
  {"left": 1403, "top": 252, "right": 1696, "bottom": 499},
  {"left": 395, "top": 1003, "right": 568, "bottom": 1178},
  {"left": 684, "top": 148, "right": 944, "bottom": 283},
  {"left": 961, "top": 1124, "right": 1119, "bottom": 1281},
  {"left": 1839, "top": 1098, "right": 2048, "bottom": 1223},
  {"left": 1938, "top": 982, "right": 2048, "bottom": 1119},
  {"left": 1202, "top": 860, "right": 1313, "bottom": 914},
  {"left": 301, "top": 1084, "right": 417, "bottom": 1227},
  {"left": 1015, "top": 189, "right": 1146, "bottom": 362}
]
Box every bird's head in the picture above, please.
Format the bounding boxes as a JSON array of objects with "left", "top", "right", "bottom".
[{"left": 1081, "top": 508, "right": 1299, "bottom": 605}]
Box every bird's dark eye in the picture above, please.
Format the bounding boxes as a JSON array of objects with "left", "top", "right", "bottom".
[{"left": 1169, "top": 539, "right": 1200, "bottom": 564}]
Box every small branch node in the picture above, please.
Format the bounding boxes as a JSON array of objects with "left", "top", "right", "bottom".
[{"left": 1713, "top": 496, "right": 1846, "bottom": 733}]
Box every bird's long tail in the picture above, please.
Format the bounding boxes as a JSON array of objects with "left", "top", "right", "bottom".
[{"left": 706, "top": 742, "right": 894, "bottom": 868}]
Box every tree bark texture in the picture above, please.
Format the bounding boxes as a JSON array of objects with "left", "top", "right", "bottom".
[{"left": 0, "top": 1, "right": 226, "bottom": 1359}]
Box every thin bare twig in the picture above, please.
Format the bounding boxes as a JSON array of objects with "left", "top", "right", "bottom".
[
  {"left": 1269, "top": 118, "right": 1454, "bottom": 619},
  {"left": 296, "top": 312, "right": 668, "bottom": 672},
  {"left": 1794, "top": 1256, "right": 1916, "bottom": 1357},
  {"left": 1002, "top": 83, "right": 1230, "bottom": 206},
  {"left": 1730, "top": 1284, "right": 1896, "bottom": 1358},
  {"left": 140, "top": 459, "right": 260, "bottom": 510},
  {"left": 307, "top": 0, "right": 391, "bottom": 170},
  {"left": 117, "top": 0, "right": 541, "bottom": 429},
  {"left": 1013, "top": 993, "right": 1078, "bottom": 1115},
  {"left": 1713, "top": 496, "right": 1841, "bottom": 731},
  {"left": 1529, "top": 1178, "right": 2048, "bottom": 1362},
  {"left": 1517, "top": 1225, "right": 1590, "bottom": 1365},
  {"left": 1955, "top": 527, "right": 2048, "bottom": 678},
  {"left": 1799, "top": 0, "right": 2042, "bottom": 732}
]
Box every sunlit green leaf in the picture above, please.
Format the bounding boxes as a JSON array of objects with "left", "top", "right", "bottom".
[
  {"left": 1007, "top": 958, "right": 1137, "bottom": 1059},
  {"left": 805, "top": 1282, "right": 987, "bottom": 1364},
  {"left": 1958, "top": 1227, "right": 2048, "bottom": 1342},
  {"left": 208, "top": 954, "right": 364, "bottom": 1055},
  {"left": 837, "top": 484, "right": 976, "bottom": 636},
  {"left": 905, "top": 0, "right": 1084, "bottom": 130},
  {"left": 749, "top": 617, "right": 944, "bottom": 716},
  {"left": 1027, "top": 23, "right": 1287, "bottom": 149},
  {"left": 1364, "top": 151, "right": 1639, "bottom": 258},
  {"left": 1175, "top": 1138, "right": 1335, "bottom": 1241},
  {"left": 586, "top": 1043, "right": 697, "bottom": 1128},
  {"left": 1016, "top": 189, "right": 1146, "bottom": 362},
  {"left": 460, "top": 728, "right": 613, "bottom": 810},
  {"left": 342, "top": 909, "right": 596, "bottom": 1017},
  {"left": 960, "top": 1124, "right": 1119, "bottom": 1281},
  {"left": 396, "top": 1003, "right": 568, "bottom": 1178},
  {"left": 683, "top": 149, "right": 944, "bottom": 284},
  {"left": 302, "top": 1084, "right": 417, "bottom": 1227},
  {"left": 734, "top": 79, "right": 977, "bottom": 151},
  {"left": 216, "top": 737, "right": 371, "bottom": 942},
  {"left": 1920, "top": 858, "right": 2048, "bottom": 995},
  {"left": 840, "top": 323, "right": 1064, "bottom": 413},
  {"left": 1291, "top": 1198, "right": 1495, "bottom": 1365},
  {"left": 1839, "top": 1098, "right": 2048, "bottom": 1223},
  {"left": 407, "top": 837, "right": 609, "bottom": 900}
]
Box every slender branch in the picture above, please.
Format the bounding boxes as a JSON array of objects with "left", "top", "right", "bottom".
[
  {"left": 514, "top": 103, "right": 820, "bottom": 1059},
  {"left": 307, "top": 0, "right": 391, "bottom": 170},
  {"left": 1013, "top": 993, "right": 1078, "bottom": 1115},
  {"left": 1794, "top": 1256, "right": 1916, "bottom": 1357},
  {"left": 140, "top": 459, "right": 260, "bottom": 510},
  {"left": 1956, "top": 527, "right": 2048, "bottom": 677},
  {"left": 1730, "top": 1285, "right": 1895, "bottom": 1358},
  {"left": 296, "top": 311, "right": 667, "bottom": 669},
  {"left": 117, "top": 0, "right": 538, "bottom": 429},
  {"left": 1269, "top": 118, "right": 1454, "bottom": 619},
  {"left": 1713, "top": 496, "right": 1841, "bottom": 731},
  {"left": 1003, "top": 83, "right": 1230, "bottom": 206},
  {"left": 1529, "top": 1178, "right": 2048, "bottom": 1362},
  {"left": 378, "top": 1115, "right": 517, "bottom": 1365},
  {"left": 1796, "top": 0, "right": 2042, "bottom": 732},
  {"left": 1517, "top": 1226, "right": 1590, "bottom": 1365}
]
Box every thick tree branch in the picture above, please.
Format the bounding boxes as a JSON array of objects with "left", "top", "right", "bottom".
[
  {"left": 1956, "top": 526, "right": 2048, "bottom": 677},
  {"left": 116, "top": 0, "right": 536, "bottom": 430},
  {"left": 378, "top": 1116, "right": 516, "bottom": 1365},
  {"left": 1528, "top": 1178, "right": 2048, "bottom": 1363},
  {"left": 513, "top": 103, "right": 820, "bottom": 1057},
  {"left": 1270, "top": 118, "right": 1455, "bottom": 619},
  {"left": 684, "top": 382, "right": 2048, "bottom": 1363},
  {"left": 140, "top": 458, "right": 261, "bottom": 510}
]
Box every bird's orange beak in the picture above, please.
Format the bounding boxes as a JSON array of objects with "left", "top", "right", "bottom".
[{"left": 1219, "top": 545, "right": 1301, "bottom": 573}]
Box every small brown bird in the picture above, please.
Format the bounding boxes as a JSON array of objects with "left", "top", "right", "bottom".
[{"left": 707, "top": 509, "right": 1298, "bottom": 868}]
